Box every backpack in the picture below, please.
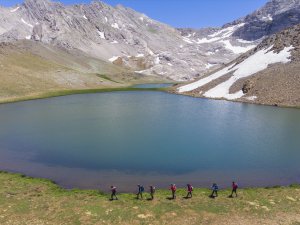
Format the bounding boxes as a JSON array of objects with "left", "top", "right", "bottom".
[
  {"left": 213, "top": 185, "right": 219, "bottom": 191},
  {"left": 191, "top": 186, "right": 194, "bottom": 191},
  {"left": 151, "top": 186, "right": 156, "bottom": 193},
  {"left": 140, "top": 186, "right": 144, "bottom": 192}
]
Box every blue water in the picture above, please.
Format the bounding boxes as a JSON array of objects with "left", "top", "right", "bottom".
[
  {"left": 0, "top": 91, "right": 300, "bottom": 191},
  {"left": 133, "top": 83, "right": 173, "bottom": 88}
]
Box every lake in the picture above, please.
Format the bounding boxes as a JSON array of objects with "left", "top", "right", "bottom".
[{"left": 0, "top": 90, "right": 300, "bottom": 192}]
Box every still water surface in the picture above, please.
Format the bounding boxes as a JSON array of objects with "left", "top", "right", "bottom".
[{"left": 0, "top": 91, "right": 300, "bottom": 192}]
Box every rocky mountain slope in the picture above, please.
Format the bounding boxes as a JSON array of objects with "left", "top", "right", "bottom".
[
  {"left": 178, "top": 0, "right": 300, "bottom": 71},
  {"left": 0, "top": 0, "right": 211, "bottom": 81},
  {"left": 1, "top": 0, "right": 299, "bottom": 82},
  {"left": 177, "top": 24, "right": 300, "bottom": 107}
]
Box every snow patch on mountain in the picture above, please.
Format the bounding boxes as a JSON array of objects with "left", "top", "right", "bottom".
[
  {"left": 208, "top": 23, "right": 245, "bottom": 38},
  {"left": 196, "top": 23, "right": 246, "bottom": 44},
  {"left": 21, "top": 18, "right": 33, "bottom": 28},
  {"left": 245, "top": 96, "right": 257, "bottom": 101},
  {"left": 220, "top": 40, "right": 256, "bottom": 54},
  {"left": 178, "top": 45, "right": 294, "bottom": 96},
  {"left": 262, "top": 14, "right": 273, "bottom": 21},
  {"left": 237, "top": 39, "right": 255, "bottom": 44},
  {"left": 111, "top": 23, "right": 120, "bottom": 29},
  {"left": 182, "top": 37, "right": 193, "bottom": 44},
  {"left": 10, "top": 7, "right": 20, "bottom": 13},
  {"left": 97, "top": 31, "right": 105, "bottom": 39},
  {"left": 205, "top": 63, "right": 215, "bottom": 69},
  {"left": 109, "top": 56, "right": 120, "bottom": 62}
]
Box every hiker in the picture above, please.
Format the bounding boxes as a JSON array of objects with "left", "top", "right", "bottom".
[
  {"left": 110, "top": 186, "right": 118, "bottom": 200},
  {"left": 186, "top": 184, "right": 193, "bottom": 198},
  {"left": 229, "top": 181, "right": 238, "bottom": 197},
  {"left": 170, "top": 184, "right": 177, "bottom": 199},
  {"left": 210, "top": 183, "right": 219, "bottom": 198},
  {"left": 149, "top": 185, "right": 156, "bottom": 200},
  {"left": 137, "top": 184, "right": 144, "bottom": 199}
]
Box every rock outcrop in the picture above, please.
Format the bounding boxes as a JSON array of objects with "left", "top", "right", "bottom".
[
  {"left": 0, "top": 0, "right": 299, "bottom": 81},
  {"left": 177, "top": 24, "right": 300, "bottom": 107}
]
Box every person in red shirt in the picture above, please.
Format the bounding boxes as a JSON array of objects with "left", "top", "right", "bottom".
[
  {"left": 230, "top": 181, "right": 238, "bottom": 198},
  {"left": 186, "top": 184, "right": 193, "bottom": 198},
  {"left": 170, "top": 184, "right": 177, "bottom": 199}
]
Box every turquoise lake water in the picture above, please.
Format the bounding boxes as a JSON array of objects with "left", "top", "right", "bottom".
[{"left": 0, "top": 91, "right": 300, "bottom": 192}]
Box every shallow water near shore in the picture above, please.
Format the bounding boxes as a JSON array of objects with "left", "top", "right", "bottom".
[
  {"left": 0, "top": 90, "right": 300, "bottom": 192},
  {"left": 132, "top": 83, "right": 174, "bottom": 88}
]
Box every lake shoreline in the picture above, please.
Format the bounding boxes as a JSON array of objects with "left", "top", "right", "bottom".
[
  {"left": 0, "top": 83, "right": 299, "bottom": 109},
  {"left": 1, "top": 170, "right": 299, "bottom": 194},
  {"left": 1, "top": 170, "right": 300, "bottom": 224},
  {"left": 0, "top": 86, "right": 170, "bottom": 105},
  {"left": 169, "top": 88, "right": 300, "bottom": 109}
]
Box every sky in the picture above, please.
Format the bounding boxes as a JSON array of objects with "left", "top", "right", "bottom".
[{"left": 0, "top": 0, "right": 269, "bottom": 28}]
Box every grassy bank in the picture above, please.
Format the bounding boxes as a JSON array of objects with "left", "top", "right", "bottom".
[
  {"left": 0, "top": 172, "right": 300, "bottom": 225},
  {"left": 0, "top": 86, "right": 170, "bottom": 105}
]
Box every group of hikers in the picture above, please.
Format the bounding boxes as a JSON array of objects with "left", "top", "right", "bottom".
[{"left": 110, "top": 181, "right": 238, "bottom": 201}]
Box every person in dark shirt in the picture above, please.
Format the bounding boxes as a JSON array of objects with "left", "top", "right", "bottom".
[
  {"left": 137, "top": 184, "right": 144, "bottom": 199},
  {"left": 110, "top": 186, "right": 118, "bottom": 200},
  {"left": 149, "top": 185, "right": 156, "bottom": 200},
  {"left": 186, "top": 184, "right": 194, "bottom": 198}
]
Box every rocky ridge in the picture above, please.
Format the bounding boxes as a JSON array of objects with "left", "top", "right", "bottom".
[
  {"left": 0, "top": 0, "right": 299, "bottom": 81},
  {"left": 177, "top": 24, "right": 300, "bottom": 107}
]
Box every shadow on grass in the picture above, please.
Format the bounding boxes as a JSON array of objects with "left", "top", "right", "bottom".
[{"left": 183, "top": 196, "right": 192, "bottom": 200}]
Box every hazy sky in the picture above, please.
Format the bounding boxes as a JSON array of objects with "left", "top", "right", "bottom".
[{"left": 1, "top": 0, "right": 269, "bottom": 28}]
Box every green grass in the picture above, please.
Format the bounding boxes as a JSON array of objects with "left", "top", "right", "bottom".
[
  {"left": 96, "top": 74, "right": 121, "bottom": 83},
  {"left": 0, "top": 86, "right": 170, "bottom": 105},
  {"left": 0, "top": 171, "right": 300, "bottom": 224}
]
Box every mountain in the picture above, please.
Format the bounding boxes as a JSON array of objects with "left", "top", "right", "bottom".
[
  {"left": 178, "top": 0, "right": 300, "bottom": 71},
  {"left": 232, "top": 0, "right": 300, "bottom": 40},
  {"left": 0, "top": 40, "right": 168, "bottom": 103},
  {"left": 177, "top": 24, "right": 300, "bottom": 107},
  {"left": 1, "top": 0, "right": 299, "bottom": 82},
  {"left": 0, "top": 0, "right": 299, "bottom": 103},
  {"left": 0, "top": 0, "right": 211, "bottom": 81}
]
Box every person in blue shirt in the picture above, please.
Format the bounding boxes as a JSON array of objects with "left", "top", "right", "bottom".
[
  {"left": 136, "top": 184, "right": 144, "bottom": 199},
  {"left": 210, "top": 183, "right": 219, "bottom": 198}
]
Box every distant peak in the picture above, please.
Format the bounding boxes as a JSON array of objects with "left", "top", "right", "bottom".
[{"left": 24, "top": 0, "right": 51, "bottom": 3}]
